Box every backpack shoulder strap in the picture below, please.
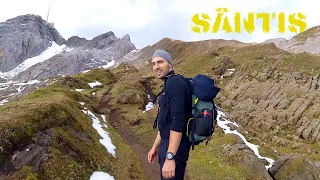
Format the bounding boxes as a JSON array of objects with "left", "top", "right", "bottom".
[
  {"left": 152, "top": 74, "right": 191, "bottom": 130},
  {"left": 165, "top": 74, "right": 192, "bottom": 94}
]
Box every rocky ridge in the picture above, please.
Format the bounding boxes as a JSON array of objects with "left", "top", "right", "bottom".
[
  {"left": 263, "top": 26, "right": 320, "bottom": 55},
  {"left": 118, "top": 38, "right": 250, "bottom": 69},
  {"left": 0, "top": 14, "right": 66, "bottom": 72},
  {"left": 0, "top": 14, "right": 136, "bottom": 105},
  {"left": 221, "top": 69, "right": 320, "bottom": 144}
]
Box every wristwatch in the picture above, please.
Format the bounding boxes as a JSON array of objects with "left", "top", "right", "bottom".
[{"left": 166, "top": 152, "right": 175, "bottom": 160}]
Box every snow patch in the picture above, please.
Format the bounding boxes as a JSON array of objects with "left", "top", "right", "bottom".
[
  {"left": 101, "top": 115, "right": 106, "bottom": 122},
  {"left": 79, "top": 102, "right": 85, "bottom": 106},
  {"left": 100, "top": 60, "right": 115, "bottom": 69},
  {"left": 0, "top": 99, "right": 8, "bottom": 106},
  {"left": 13, "top": 80, "right": 41, "bottom": 86},
  {"left": 81, "top": 70, "right": 91, "bottom": 74},
  {"left": 75, "top": 89, "right": 86, "bottom": 92},
  {"left": 65, "top": 47, "right": 74, "bottom": 52},
  {"left": 104, "top": 47, "right": 112, "bottom": 52},
  {"left": 143, "top": 102, "right": 154, "bottom": 113},
  {"left": 82, "top": 110, "right": 116, "bottom": 157},
  {"left": 217, "top": 110, "right": 275, "bottom": 169},
  {"left": 88, "top": 81, "right": 102, "bottom": 88},
  {"left": 90, "top": 171, "right": 114, "bottom": 180},
  {"left": 17, "top": 86, "right": 24, "bottom": 93},
  {"left": 0, "top": 42, "right": 66, "bottom": 79},
  {"left": 143, "top": 94, "right": 154, "bottom": 113}
]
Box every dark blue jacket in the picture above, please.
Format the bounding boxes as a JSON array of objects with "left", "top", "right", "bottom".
[{"left": 157, "top": 71, "right": 192, "bottom": 140}]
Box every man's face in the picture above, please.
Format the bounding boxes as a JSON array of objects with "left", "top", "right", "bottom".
[{"left": 152, "top": 57, "right": 173, "bottom": 79}]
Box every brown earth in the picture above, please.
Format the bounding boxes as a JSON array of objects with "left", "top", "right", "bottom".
[
  {"left": 98, "top": 85, "right": 160, "bottom": 180},
  {"left": 98, "top": 84, "right": 191, "bottom": 180},
  {"left": 109, "top": 109, "right": 160, "bottom": 180}
]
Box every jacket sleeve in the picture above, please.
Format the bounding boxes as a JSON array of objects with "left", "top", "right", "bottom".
[{"left": 166, "top": 76, "right": 188, "bottom": 132}]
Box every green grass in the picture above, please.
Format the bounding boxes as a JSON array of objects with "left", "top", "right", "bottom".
[
  {"left": 279, "top": 53, "right": 320, "bottom": 75},
  {"left": 187, "top": 128, "right": 269, "bottom": 180},
  {"left": 277, "top": 156, "right": 306, "bottom": 180},
  {"left": 0, "top": 68, "right": 146, "bottom": 179},
  {"left": 135, "top": 41, "right": 320, "bottom": 179},
  {"left": 72, "top": 68, "right": 116, "bottom": 85},
  {"left": 104, "top": 73, "right": 274, "bottom": 179},
  {"left": 2, "top": 36, "right": 320, "bottom": 179}
]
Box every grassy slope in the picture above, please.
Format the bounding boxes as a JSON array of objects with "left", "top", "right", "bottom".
[
  {"left": 2, "top": 37, "right": 319, "bottom": 179},
  {"left": 0, "top": 68, "right": 145, "bottom": 179},
  {"left": 132, "top": 39, "right": 320, "bottom": 179},
  {"left": 187, "top": 128, "right": 268, "bottom": 180},
  {"left": 106, "top": 63, "right": 159, "bottom": 149}
]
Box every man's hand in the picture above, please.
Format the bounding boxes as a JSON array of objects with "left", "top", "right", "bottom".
[
  {"left": 162, "top": 159, "right": 176, "bottom": 179},
  {"left": 148, "top": 147, "right": 158, "bottom": 164}
]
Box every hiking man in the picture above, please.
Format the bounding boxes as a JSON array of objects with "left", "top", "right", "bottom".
[{"left": 147, "top": 49, "right": 192, "bottom": 180}]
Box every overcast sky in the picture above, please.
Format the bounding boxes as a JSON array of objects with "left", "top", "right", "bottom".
[{"left": 0, "top": 0, "right": 319, "bottom": 49}]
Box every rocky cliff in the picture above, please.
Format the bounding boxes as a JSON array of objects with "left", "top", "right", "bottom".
[
  {"left": 15, "top": 33, "right": 135, "bottom": 82},
  {"left": 263, "top": 26, "right": 320, "bottom": 55},
  {"left": 0, "top": 14, "right": 136, "bottom": 107},
  {"left": 0, "top": 14, "right": 66, "bottom": 72},
  {"left": 0, "top": 14, "right": 136, "bottom": 82}
]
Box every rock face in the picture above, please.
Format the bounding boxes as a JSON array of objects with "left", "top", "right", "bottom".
[
  {"left": 0, "top": 14, "right": 136, "bottom": 104},
  {"left": 15, "top": 33, "right": 136, "bottom": 81},
  {"left": 263, "top": 26, "right": 320, "bottom": 55},
  {"left": 0, "top": 129, "right": 53, "bottom": 174},
  {"left": 218, "top": 66, "right": 320, "bottom": 179},
  {"left": 221, "top": 70, "right": 320, "bottom": 144},
  {"left": 0, "top": 14, "right": 136, "bottom": 83},
  {"left": 268, "top": 155, "right": 320, "bottom": 180},
  {"left": 221, "top": 136, "right": 273, "bottom": 180},
  {"left": 65, "top": 36, "right": 88, "bottom": 47},
  {"left": 0, "top": 14, "right": 66, "bottom": 72}
]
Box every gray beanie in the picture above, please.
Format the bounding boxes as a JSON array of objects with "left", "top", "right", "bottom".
[{"left": 152, "top": 49, "right": 173, "bottom": 64}]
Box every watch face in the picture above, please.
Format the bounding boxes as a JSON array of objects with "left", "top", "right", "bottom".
[{"left": 166, "top": 153, "right": 174, "bottom": 160}]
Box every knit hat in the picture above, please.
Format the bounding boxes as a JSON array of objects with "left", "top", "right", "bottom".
[{"left": 152, "top": 49, "right": 173, "bottom": 64}]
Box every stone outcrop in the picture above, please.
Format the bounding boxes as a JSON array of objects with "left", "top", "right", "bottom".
[
  {"left": 268, "top": 155, "right": 320, "bottom": 180},
  {"left": 0, "top": 14, "right": 66, "bottom": 72},
  {"left": 221, "top": 69, "right": 320, "bottom": 143},
  {"left": 263, "top": 26, "right": 320, "bottom": 55}
]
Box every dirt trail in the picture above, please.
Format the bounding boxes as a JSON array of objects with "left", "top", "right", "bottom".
[
  {"left": 99, "top": 85, "right": 190, "bottom": 180},
  {"left": 109, "top": 109, "right": 160, "bottom": 180},
  {"left": 99, "top": 86, "right": 160, "bottom": 180}
]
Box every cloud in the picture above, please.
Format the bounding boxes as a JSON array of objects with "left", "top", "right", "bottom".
[{"left": 0, "top": 0, "right": 319, "bottom": 49}]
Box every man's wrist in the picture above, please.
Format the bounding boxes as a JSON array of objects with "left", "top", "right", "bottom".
[{"left": 166, "top": 152, "right": 175, "bottom": 160}]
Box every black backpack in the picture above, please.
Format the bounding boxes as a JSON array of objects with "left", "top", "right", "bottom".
[{"left": 153, "top": 74, "right": 221, "bottom": 150}]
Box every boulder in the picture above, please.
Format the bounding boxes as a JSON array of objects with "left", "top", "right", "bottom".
[
  {"left": 11, "top": 144, "right": 48, "bottom": 173},
  {"left": 257, "top": 73, "right": 268, "bottom": 82},
  {"left": 268, "top": 155, "right": 320, "bottom": 180}
]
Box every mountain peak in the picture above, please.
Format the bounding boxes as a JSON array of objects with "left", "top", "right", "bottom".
[
  {"left": 292, "top": 25, "right": 320, "bottom": 41},
  {"left": 5, "top": 14, "right": 43, "bottom": 23},
  {"left": 0, "top": 14, "right": 66, "bottom": 72},
  {"left": 122, "top": 34, "right": 131, "bottom": 42}
]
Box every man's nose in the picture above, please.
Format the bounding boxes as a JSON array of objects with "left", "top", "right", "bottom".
[{"left": 154, "top": 63, "right": 159, "bottom": 69}]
